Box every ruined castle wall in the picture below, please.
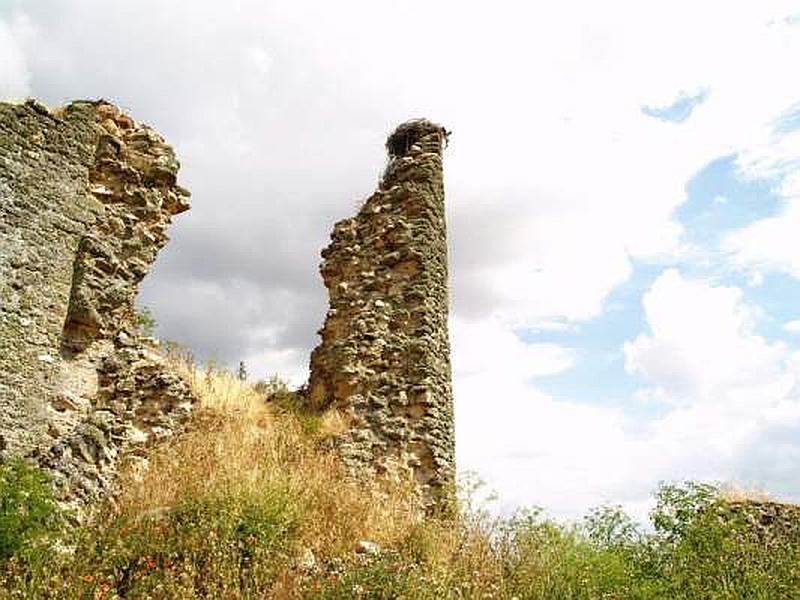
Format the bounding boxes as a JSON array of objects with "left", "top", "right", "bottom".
[
  {"left": 720, "top": 501, "right": 800, "bottom": 544},
  {"left": 307, "top": 120, "right": 455, "bottom": 502},
  {"left": 0, "top": 100, "right": 100, "bottom": 457},
  {"left": 0, "top": 100, "right": 194, "bottom": 506}
]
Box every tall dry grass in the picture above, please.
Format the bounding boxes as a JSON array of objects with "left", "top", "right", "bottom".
[{"left": 119, "top": 363, "right": 426, "bottom": 561}]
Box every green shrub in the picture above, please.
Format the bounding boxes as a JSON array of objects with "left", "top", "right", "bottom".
[
  {"left": 264, "top": 377, "right": 323, "bottom": 436},
  {"left": 0, "top": 458, "right": 62, "bottom": 564},
  {"left": 134, "top": 306, "right": 157, "bottom": 337},
  {"left": 648, "top": 484, "right": 800, "bottom": 599},
  {"left": 583, "top": 504, "right": 641, "bottom": 549},
  {"left": 651, "top": 480, "right": 719, "bottom": 542},
  {"left": 501, "top": 509, "right": 636, "bottom": 600},
  {"left": 306, "top": 553, "right": 417, "bottom": 600},
  {"left": 2, "top": 486, "right": 299, "bottom": 599}
]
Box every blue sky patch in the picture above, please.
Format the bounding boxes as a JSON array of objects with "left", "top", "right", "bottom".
[
  {"left": 522, "top": 149, "right": 797, "bottom": 420},
  {"left": 520, "top": 263, "right": 660, "bottom": 412},
  {"left": 677, "top": 154, "right": 781, "bottom": 246},
  {"left": 773, "top": 102, "right": 800, "bottom": 133},
  {"left": 642, "top": 90, "right": 708, "bottom": 123},
  {"left": 740, "top": 272, "right": 800, "bottom": 344}
]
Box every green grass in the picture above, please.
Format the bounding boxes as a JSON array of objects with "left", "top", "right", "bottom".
[
  {"left": 0, "top": 458, "right": 63, "bottom": 565},
  {"left": 2, "top": 488, "right": 298, "bottom": 599}
]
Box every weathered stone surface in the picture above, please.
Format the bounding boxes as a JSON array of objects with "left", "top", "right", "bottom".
[
  {"left": 0, "top": 99, "right": 194, "bottom": 509},
  {"left": 718, "top": 501, "right": 800, "bottom": 545},
  {"left": 307, "top": 119, "right": 454, "bottom": 505},
  {"left": 34, "top": 340, "right": 194, "bottom": 508}
]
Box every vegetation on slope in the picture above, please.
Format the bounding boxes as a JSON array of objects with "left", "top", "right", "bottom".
[{"left": 1, "top": 357, "right": 798, "bottom": 599}]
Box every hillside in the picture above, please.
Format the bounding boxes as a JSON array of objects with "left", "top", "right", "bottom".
[{"left": 1, "top": 355, "right": 798, "bottom": 599}]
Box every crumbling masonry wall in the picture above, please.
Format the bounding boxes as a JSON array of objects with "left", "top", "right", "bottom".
[
  {"left": 307, "top": 119, "right": 455, "bottom": 502},
  {"left": 720, "top": 501, "right": 800, "bottom": 545},
  {"left": 0, "top": 99, "right": 194, "bottom": 507}
]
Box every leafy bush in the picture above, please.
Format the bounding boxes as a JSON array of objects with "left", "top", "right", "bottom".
[
  {"left": 645, "top": 482, "right": 800, "bottom": 599},
  {"left": 2, "top": 488, "right": 298, "bottom": 599},
  {"left": 0, "top": 458, "right": 62, "bottom": 564},
  {"left": 583, "top": 504, "right": 641, "bottom": 549},
  {"left": 498, "top": 510, "right": 633, "bottom": 600},
  {"left": 651, "top": 480, "right": 719, "bottom": 541},
  {"left": 308, "top": 553, "right": 416, "bottom": 599}
]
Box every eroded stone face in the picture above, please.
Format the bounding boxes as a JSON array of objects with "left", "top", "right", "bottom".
[
  {"left": 0, "top": 99, "right": 194, "bottom": 509},
  {"left": 717, "top": 501, "right": 800, "bottom": 546},
  {"left": 307, "top": 119, "right": 455, "bottom": 505}
]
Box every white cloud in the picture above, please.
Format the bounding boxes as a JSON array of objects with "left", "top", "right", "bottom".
[
  {"left": 453, "top": 290, "right": 800, "bottom": 520},
  {"left": 784, "top": 320, "right": 800, "bottom": 333},
  {"left": 20, "top": 1, "right": 800, "bottom": 319},
  {"left": 624, "top": 269, "right": 787, "bottom": 404},
  {"left": 453, "top": 316, "right": 641, "bottom": 518},
  {"left": 620, "top": 270, "right": 800, "bottom": 499},
  {"left": 452, "top": 318, "right": 575, "bottom": 380},
  {"left": 0, "top": 16, "right": 31, "bottom": 99},
  {"left": 724, "top": 198, "right": 800, "bottom": 279},
  {"left": 243, "top": 347, "right": 308, "bottom": 387},
  {"left": 722, "top": 81, "right": 800, "bottom": 280},
  {"left": 747, "top": 271, "right": 766, "bottom": 287},
  {"left": 9, "top": 0, "right": 800, "bottom": 333}
]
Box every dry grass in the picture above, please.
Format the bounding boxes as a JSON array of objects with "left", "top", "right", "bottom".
[
  {"left": 115, "top": 364, "right": 425, "bottom": 568},
  {"left": 719, "top": 481, "right": 772, "bottom": 503}
]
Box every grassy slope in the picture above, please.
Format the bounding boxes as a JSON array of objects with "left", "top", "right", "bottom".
[{"left": 1, "top": 363, "right": 798, "bottom": 599}]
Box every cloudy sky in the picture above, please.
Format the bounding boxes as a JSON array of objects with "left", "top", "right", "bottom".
[{"left": 3, "top": 0, "right": 800, "bottom": 520}]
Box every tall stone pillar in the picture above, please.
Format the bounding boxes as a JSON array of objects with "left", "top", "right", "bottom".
[{"left": 307, "top": 119, "right": 454, "bottom": 503}]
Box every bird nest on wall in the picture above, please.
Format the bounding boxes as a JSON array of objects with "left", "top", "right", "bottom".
[{"left": 386, "top": 119, "right": 450, "bottom": 158}]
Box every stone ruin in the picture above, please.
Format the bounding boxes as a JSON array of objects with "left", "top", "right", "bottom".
[
  {"left": 0, "top": 101, "right": 456, "bottom": 512},
  {"left": 3, "top": 98, "right": 799, "bottom": 535},
  {"left": 0, "top": 99, "right": 195, "bottom": 510},
  {"left": 307, "top": 119, "right": 455, "bottom": 505},
  {"left": 719, "top": 501, "right": 800, "bottom": 545}
]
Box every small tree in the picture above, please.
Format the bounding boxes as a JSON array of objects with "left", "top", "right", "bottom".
[
  {"left": 135, "top": 306, "right": 157, "bottom": 337},
  {"left": 583, "top": 504, "right": 640, "bottom": 549},
  {"left": 651, "top": 481, "right": 719, "bottom": 542}
]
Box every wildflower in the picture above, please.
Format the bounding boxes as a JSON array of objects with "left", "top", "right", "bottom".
[{"left": 81, "top": 575, "right": 95, "bottom": 583}]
